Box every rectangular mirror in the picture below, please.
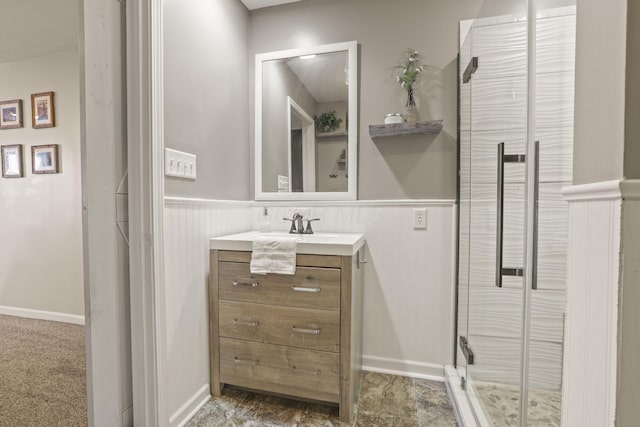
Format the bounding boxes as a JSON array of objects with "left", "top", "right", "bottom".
[{"left": 255, "top": 41, "right": 358, "bottom": 200}]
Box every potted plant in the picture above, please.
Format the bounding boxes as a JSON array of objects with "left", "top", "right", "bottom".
[
  {"left": 395, "top": 48, "right": 424, "bottom": 123},
  {"left": 314, "top": 110, "right": 343, "bottom": 133}
]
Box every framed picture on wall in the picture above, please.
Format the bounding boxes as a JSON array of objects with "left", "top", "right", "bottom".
[
  {"left": 0, "top": 99, "right": 23, "bottom": 129},
  {"left": 31, "top": 144, "right": 59, "bottom": 174},
  {"left": 1, "top": 144, "right": 24, "bottom": 178},
  {"left": 31, "top": 92, "right": 55, "bottom": 128}
]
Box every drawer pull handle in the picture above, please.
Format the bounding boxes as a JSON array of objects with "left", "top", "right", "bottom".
[
  {"left": 234, "top": 357, "right": 259, "bottom": 366},
  {"left": 233, "top": 280, "right": 259, "bottom": 288},
  {"left": 292, "top": 326, "right": 321, "bottom": 335},
  {"left": 291, "top": 286, "right": 321, "bottom": 293},
  {"left": 233, "top": 319, "right": 259, "bottom": 327},
  {"left": 292, "top": 366, "right": 321, "bottom": 376}
]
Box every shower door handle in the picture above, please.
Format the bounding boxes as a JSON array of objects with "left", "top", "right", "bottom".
[
  {"left": 496, "top": 142, "right": 526, "bottom": 287},
  {"left": 531, "top": 140, "right": 540, "bottom": 290}
]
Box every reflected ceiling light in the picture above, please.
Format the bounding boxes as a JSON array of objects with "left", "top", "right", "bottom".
[{"left": 299, "top": 54, "right": 316, "bottom": 60}]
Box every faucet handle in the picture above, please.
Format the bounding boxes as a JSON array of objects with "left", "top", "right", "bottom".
[
  {"left": 282, "top": 217, "right": 297, "bottom": 233},
  {"left": 304, "top": 218, "right": 320, "bottom": 234}
]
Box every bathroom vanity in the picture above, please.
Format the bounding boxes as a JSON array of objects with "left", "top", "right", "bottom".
[{"left": 209, "top": 231, "right": 365, "bottom": 421}]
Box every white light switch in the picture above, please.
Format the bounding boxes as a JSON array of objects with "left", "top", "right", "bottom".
[{"left": 165, "top": 148, "right": 197, "bottom": 180}]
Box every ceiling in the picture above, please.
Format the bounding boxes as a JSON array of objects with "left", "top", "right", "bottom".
[
  {"left": 0, "top": 0, "right": 79, "bottom": 64},
  {"left": 240, "top": 0, "right": 303, "bottom": 10}
]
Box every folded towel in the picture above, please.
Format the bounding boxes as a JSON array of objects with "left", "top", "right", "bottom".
[{"left": 250, "top": 236, "right": 298, "bottom": 275}]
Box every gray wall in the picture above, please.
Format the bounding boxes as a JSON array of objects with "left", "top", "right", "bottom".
[
  {"left": 163, "top": 0, "right": 250, "bottom": 199},
  {"left": 250, "top": 0, "right": 521, "bottom": 200},
  {"left": 624, "top": 0, "right": 640, "bottom": 179},
  {"left": 573, "top": 0, "right": 627, "bottom": 184}
]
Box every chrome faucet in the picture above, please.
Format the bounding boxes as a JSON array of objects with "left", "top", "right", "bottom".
[
  {"left": 282, "top": 213, "right": 320, "bottom": 234},
  {"left": 294, "top": 213, "right": 304, "bottom": 233}
]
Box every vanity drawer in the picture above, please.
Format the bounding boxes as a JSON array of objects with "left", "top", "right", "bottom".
[
  {"left": 219, "top": 300, "right": 340, "bottom": 353},
  {"left": 218, "top": 262, "right": 340, "bottom": 310},
  {"left": 219, "top": 337, "right": 340, "bottom": 403}
]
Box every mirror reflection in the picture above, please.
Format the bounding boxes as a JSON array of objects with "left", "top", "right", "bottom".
[{"left": 261, "top": 50, "right": 349, "bottom": 194}]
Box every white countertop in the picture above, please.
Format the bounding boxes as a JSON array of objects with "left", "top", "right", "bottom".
[{"left": 209, "top": 230, "right": 365, "bottom": 256}]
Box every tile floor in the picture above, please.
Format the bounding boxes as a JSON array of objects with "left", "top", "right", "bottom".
[
  {"left": 475, "top": 382, "right": 561, "bottom": 427},
  {"left": 186, "top": 372, "right": 459, "bottom": 426}
]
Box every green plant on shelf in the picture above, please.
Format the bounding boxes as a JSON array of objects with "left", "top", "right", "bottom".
[{"left": 314, "top": 111, "right": 343, "bottom": 133}]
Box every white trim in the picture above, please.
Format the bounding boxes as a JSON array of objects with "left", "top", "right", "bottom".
[
  {"left": 362, "top": 355, "right": 444, "bottom": 381},
  {"left": 164, "top": 197, "right": 253, "bottom": 206},
  {"left": 0, "top": 305, "right": 85, "bottom": 325},
  {"left": 255, "top": 41, "right": 359, "bottom": 201},
  {"left": 164, "top": 196, "right": 456, "bottom": 207},
  {"left": 562, "top": 179, "right": 640, "bottom": 201},
  {"left": 444, "top": 365, "right": 478, "bottom": 427},
  {"left": 126, "top": 0, "right": 168, "bottom": 425},
  {"left": 150, "top": 0, "right": 170, "bottom": 424},
  {"left": 169, "top": 384, "right": 211, "bottom": 427},
  {"left": 562, "top": 179, "right": 623, "bottom": 201}
]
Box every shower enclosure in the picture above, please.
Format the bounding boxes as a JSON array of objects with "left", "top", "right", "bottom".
[{"left": 455, "top": 2, "right": 575, "bottom": 425}]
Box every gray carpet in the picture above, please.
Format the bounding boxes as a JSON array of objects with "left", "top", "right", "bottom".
[{"left": 0, "top": 314, "right": 87, "bottom": 427}]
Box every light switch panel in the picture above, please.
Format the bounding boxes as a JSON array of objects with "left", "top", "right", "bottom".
[{"left": 165, "top": 148, "right": 197, "bottom": 180}]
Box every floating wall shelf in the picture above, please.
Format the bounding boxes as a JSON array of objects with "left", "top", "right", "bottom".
[
  {"left": 316, "top": 131, "right": 348, "bottom": 139},
  {"left": 369, "top": 119, "right": 443, "bottom": 139}
]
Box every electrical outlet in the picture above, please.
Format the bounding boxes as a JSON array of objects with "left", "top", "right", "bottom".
[{"left": 414, "top": 208, "right": 427, "bottom": 229}]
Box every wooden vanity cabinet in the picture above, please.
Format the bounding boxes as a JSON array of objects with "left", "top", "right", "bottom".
[{"left": 209, "top": 249, "right": 363, "bottom": 421}]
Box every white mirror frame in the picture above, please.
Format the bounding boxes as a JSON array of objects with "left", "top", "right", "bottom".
[{"left": 255, "top": 40, "right": 358, "bottom": 201}]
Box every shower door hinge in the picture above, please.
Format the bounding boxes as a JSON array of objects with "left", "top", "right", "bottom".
[
  {"left": 463, "top": 56, "right": 478, "bottom": 83},
  {"left": 459, "top": 336, "right": 475, "bottom": 365}
]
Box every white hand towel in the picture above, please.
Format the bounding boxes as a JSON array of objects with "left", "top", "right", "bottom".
[{"left": 250, "top": 236, "right": 298, "bottom": 275}]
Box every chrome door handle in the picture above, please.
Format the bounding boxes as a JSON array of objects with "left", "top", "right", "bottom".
[
  {"left": 292, "top": 366, "right": 321, "bottom": 376},
  {"left": 233, "top": 357, "right": 259, "bottom": 366},
  {"left": 292, "top": 326, "right": 321, "bottom": 335},
  {"left": 232, "top": 280, "right": 259, "bottom": 288},
  {"left": 496, "top": 142, "right": 526, "bottom": 287},
  {"left": 291, "top": 286, "right": 321, "bottom": 293},
  {"left": 532, "top": 140, "right": 540, "bottom": 290},
  {"left": 233, "top": 319, "right": 259, "bottom": 327}
]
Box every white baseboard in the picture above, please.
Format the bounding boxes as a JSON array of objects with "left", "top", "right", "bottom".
[
  {"left": 362, "top": 355, "right": 444, "bottom": 382},
  {"left": 0, "top": 305, "right": 85, "bottom": 325},
  {"left": 170, "top": 384, "right": 211, "bottom": 427}
]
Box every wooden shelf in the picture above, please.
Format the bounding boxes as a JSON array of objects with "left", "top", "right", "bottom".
[
  {"left": 316, "top": 131, "right": 348, "bottom": 139},
  {"left": 368, "top": 120, "right": 443, "bottom": 139}
]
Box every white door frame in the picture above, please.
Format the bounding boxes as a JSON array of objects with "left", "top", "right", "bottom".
[
  {"left": 126, "top": 0, "right": 169, "bottom": 426},
  {"left": 82, "top": 0, "right": 169, "bottom": 425},
  {"left": 287, "top": 96, "right": 316, "bottom": 192}
]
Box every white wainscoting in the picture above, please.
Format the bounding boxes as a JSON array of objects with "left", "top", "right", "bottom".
[
  {"left": 251, "top": 201, "right": 456, "bottom": 380},
  {"left": 163, "top": 198, "right": 457, "bottom": 425},
  {"left": 561, "top": 180, "right": 623, "bottom": 427},
  {"left": 163, "top": 198, "right": 252, "bottom": 426}
]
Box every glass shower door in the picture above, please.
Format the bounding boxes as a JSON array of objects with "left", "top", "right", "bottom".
[
  {"left": 524, "top": 4, "right": 575, "bottom": 426},
  {"left": 456, "top": 3, "right": 576, "bottom": 426},
  {"left": 457, "top": 3, "right": 529, "bottom": 425}
]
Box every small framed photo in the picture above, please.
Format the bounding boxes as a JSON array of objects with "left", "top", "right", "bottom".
[
  {"left": 31, "top": 144, "right": 59, "bottom": 174},
  {"left": 31, "top": 91, "right": 55, "bottom": 128},
  {"left": 1, "top": 144, "right": 24, "bottom": 178},
  {"left": 0, "top": 99, "right": 23, "bottom": 129}
]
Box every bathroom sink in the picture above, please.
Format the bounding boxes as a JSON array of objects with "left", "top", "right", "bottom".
[
  {"left": 263, "top": 231, "right": 341, "bottom": 239},
  {"left": 209, "top": 230, "right": 365, "bottom": 256}
]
